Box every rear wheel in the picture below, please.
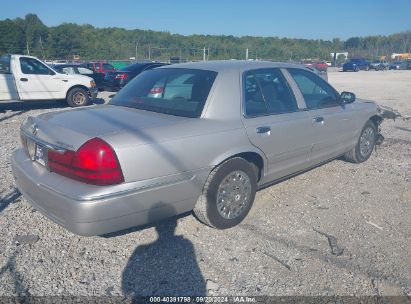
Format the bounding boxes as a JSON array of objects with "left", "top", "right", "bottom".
[
  {"left": 66, "top": 87, "right": 90, "bottom": 107},
  {"left": 355, "top": 66, "right": 360, "bottom": 72},
  {"left": 344, "top": 120, "right": 377, "bottom": 163},
  {"left": 193, "top": 157, "right": 257, "bottom": 229}
]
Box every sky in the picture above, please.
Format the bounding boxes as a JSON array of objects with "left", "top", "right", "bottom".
[{"left": 1, "top": 0, "right": 410, "bottom": 40}]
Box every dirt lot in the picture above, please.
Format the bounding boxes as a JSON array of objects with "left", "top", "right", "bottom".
[{"left": 0, "top": 70, "right": 410, "bottom": 297}]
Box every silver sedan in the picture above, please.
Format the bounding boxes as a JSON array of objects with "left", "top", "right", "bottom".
[{"left": 12, "top": 61, "right": 385, "bottom": 236}]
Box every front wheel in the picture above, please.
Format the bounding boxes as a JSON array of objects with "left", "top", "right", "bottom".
[
  {"left": 66, "top": 87, "right": 90, "bottom": 107},
  {"left": 344, "top": 120, "right": 377, "bottom": 163},
  {"left": 193, "top": 157, "right": 257, "bottom": 229}
]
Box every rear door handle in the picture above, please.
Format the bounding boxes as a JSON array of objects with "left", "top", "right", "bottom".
[
  {"left": 256, "top": 126, "right": 271, "bottom": 135},
  {"left": 20, "top": 78, "right": 28, "bottom": 82},
  {"left": 313, "top": 116, "right": 324, "bottom": 124}
]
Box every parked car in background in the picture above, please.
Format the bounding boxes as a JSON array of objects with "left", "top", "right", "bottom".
[
  {"left": 312, "top": 61, "right": 328, "bottom": 71},
  {"left": 104, "top": 62, "right": 168, "bottom": 91},
  {"left": 53, "top": 64, "right": 105, "bottom": 90},
  {"left": 370, "top": 60, "right": 389, "bottom": 71},
  {"left": 403, "top": 60, "right": 411, "bottom": 70},
  {"left": 389, "top": 61, "right": 404, "bottom": 70},
  {"left": 305, "top": 66, "right": 328, "bottom": 81},
  {"left": 302, "top": 60, "right": 327, "bottom": 72},
  {"left": 12, "top": 60, "right": 387, "bottom": 236},
  {"left": 0, "top": 54, "right": 97, "bottom": 107},
  {"left": 342, "top": 58, "right": 371, "bottom": 72},
  {"left": 84, "top": 61, "right": 116, "bottom": 74}
]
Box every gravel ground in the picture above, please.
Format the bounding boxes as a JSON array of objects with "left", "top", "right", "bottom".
[{"left": 0, "top": 70, "right": 410, "bottom": 297}]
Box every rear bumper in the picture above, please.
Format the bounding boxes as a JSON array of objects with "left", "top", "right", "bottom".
[{"left": 11, "top": 149, "right": 208, "bottom": 236}]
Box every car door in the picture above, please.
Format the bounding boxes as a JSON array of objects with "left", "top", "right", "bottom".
[
  {"left": 16, "top": 57, "right": 65, "bottom": 100},
  {"left": 0, "top": 55, "right": 19, "bottom": 100},
  {"left": 287, "top": 68, "right": 357, "bottom": 166},
  {"left": 241, "top": 68, "right": 313, "bottom": 183}
]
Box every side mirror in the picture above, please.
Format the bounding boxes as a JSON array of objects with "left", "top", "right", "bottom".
[
  {"left": 340, "top": 91, "right": 356, "bottom": 104},
  {"left": 49, "top": 70, "right": 56, "bottom": 76}
]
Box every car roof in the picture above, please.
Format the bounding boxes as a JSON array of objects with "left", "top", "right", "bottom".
[
  {"left": 121, "top": 62, "right": 168, "bottom": 71},
  {"left": 158, "top": 60, "right": 305, "bottom": 72},
  {"left": 53, "top": 64, "right": 82, "bottom": 67}
]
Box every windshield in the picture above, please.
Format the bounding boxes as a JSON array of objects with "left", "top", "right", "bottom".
[{"left": 110, "top": 68, "right": 217, "bottom": 118}]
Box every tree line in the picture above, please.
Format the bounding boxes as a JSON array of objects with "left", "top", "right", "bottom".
[{"left": 0, "top": 14, "right": 410, "bottom": 62}]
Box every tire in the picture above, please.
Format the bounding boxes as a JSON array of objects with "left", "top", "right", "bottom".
[
  {"left": 66, "top": 87, "right": 90, "bottom": 107},
  {"left": 365, "top": 66, "right": 369, "bottom": 71},
  {"left": 355, "top": 66, "right": 360, "bottom": 72},
  {"left": 344, "top": 120, "right": 377, "bottom": 163},
  {"left": 193, "top": 157, "right": 257, "bottom": 229}
]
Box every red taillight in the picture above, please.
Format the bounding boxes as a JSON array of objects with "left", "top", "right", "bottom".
[
  {"left": 48, "top": 138, "right": 124, "bottom": 186},
  {"left": 115, "top": 73, "right": 128, "bottom": 79},
  {"left": 149, "top": 87, "right": 164, "bottom": 95}
]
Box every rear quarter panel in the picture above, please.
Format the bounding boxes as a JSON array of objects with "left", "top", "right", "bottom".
[{"left": 102, "top": 119, "right": 255, "bottom": 183}]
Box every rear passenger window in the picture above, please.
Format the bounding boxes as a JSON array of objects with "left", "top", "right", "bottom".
[
  {"left": 0, "top": 55, "right": 11, "bottom": 74},
  {"left": 244, "top": 69, "right": 298, "bottom": 117},
  {"left": 77, "top": 67, "right": 93, "bottom": 75},
  {"left": 288, "top": 68, "right": 339, "bottom": 109},
  {"left": 62, "top": 67, "right": 76, "bottom": 74}
]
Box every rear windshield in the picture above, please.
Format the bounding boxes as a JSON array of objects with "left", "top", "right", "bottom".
[
  {"left": 103, "top": 63, "right": 114, "bottom": 70},
  {"left": 110, "top": 68, "right": 217, "bottom": 118},
  {"left": 120, "top": 63, "right": 148, "bottom": 72}
]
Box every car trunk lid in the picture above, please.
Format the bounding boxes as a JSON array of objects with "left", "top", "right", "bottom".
[{"left": 21, "top": 105, "right": 188, "bottom": 151}]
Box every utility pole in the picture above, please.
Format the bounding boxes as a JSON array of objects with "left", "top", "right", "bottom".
[
  {"left": 149, "top": 45, "right": 151, "bottom": 61},
  {"left": 135, "top": 42, "right": 138, "bottom": 60},
  {"left": 203, "top": 47, "right": 206, "bottom": 61},
  {"left": 26, "top": 40, "right": 30, "bottom": 55},
  {"left": 246, "top": 48, "right": 249, "bottom": 60},
  {"left": 39, "top": 36, "right": 45, "bottom": 59}
]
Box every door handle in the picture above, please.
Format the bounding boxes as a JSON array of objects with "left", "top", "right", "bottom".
[
  {"left": 313, "top": 116, "right": 324, "bottom": 124},
  {"left": 256, "top": 126, "right": 271, "bottom": 135},
  {"left": 20, "top": 78, "right": 28, "bottom": 82}
]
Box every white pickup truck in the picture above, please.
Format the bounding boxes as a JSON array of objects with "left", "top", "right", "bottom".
[{"left": 0, "top": 54, "right": 98, "bottom": 107}]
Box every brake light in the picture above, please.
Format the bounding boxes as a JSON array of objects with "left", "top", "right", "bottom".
[
  {"left": 48, "top": 138, "right": 124, "bottom": 186},
  {"left": 115, "top": 73, "right": 128, "bottom": 79},
  {"left": 149, "top": 87, "right": 164, "bottom": 95}
]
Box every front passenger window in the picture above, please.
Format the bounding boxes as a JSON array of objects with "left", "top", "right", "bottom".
[
  {"left": 20, "top": 58, "right": 52, "bottom": 75},
  {"left": 288, "top": 68, "right": 339, "bottom": 109}
]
